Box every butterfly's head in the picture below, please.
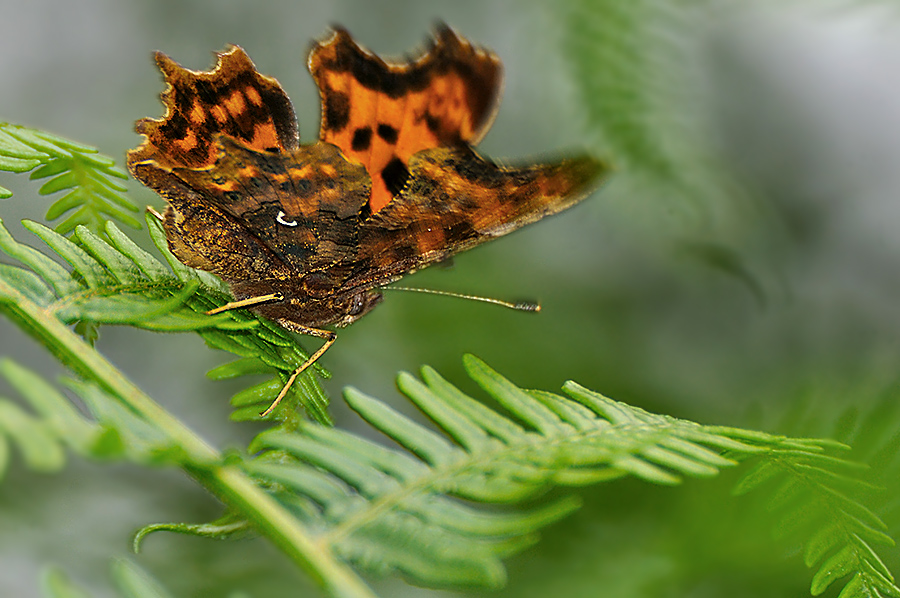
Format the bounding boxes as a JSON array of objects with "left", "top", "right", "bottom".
[
  {"left": 331, "top": 290, "right": 384, "bottom": 328},
  {"left": 264, "top": 288, "right": 384, "bottom": 331}
]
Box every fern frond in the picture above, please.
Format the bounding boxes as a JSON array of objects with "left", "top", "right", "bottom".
[
  {"left": 560, "top": 0, "right": 770, "bottom": 295},
  {"left": 131, "top": 353, "right": 882, "bottom": 593},
  {"left": 739, "top": 459, "right": 899, "bottom": 597},
  {"left": 0, "top": 353, "right": 373, "bottom": 596},
  {"left": 0, "top": 356, "right": 210, "bottom": 477},
  {"left": 732, "top": 414, "right": 900, "bottom": 597},
  {"left": 563, "top": 2, "right": 713, "bottom": 199},
  {"left": 2, "top": 332, "right": 892, "bottom": 596},
  {"left": 0, "top": 123, "right": 139, "bottom": 235},
  {"left": 0, "top": 215, "right": 329, "bottom": 422},
  {"left": 560, "top": 0, "right": 759, "bottom": 214}
]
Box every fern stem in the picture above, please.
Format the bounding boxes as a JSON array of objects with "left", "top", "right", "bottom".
[
  {"left": 0, "top": 277, "right": 376, "bottom": 598},
  {"left": 207, "top": 466, "right": 378, "bottom": 598},
  {"left": 0, "top": 275, "right": 217, "bottom": 460}
]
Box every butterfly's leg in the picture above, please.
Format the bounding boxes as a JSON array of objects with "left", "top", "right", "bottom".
[
  {"left": 206, "top": 292, "right": 284, "bottom": 315},
  {"left": 260, "top": 325, "right": 336, "bottom": 417}
]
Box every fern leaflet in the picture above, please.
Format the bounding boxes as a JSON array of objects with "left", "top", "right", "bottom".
[{"left": 0, "top": 123, "right": 139, "bottom": 235}]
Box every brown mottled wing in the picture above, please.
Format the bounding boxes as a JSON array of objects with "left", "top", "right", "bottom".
[
  {"left": 310, "top": 23, "right": 501, "bottom": 214},
  {"left": 134, "top": 158, "right": 294, "bottom": 285},
  {"left": 127, "top": 46, "right": 298, "bottom": 172},
  {"left": 132, "top": 136, "right": 371, "bottom": 279},
  {"left": 126, "top": 45, "right": 366, "bottom": 280},
  {"left": 350, "top": 146, "right": 608, "bottom": 285},
  {"left": 126, "top": 45, "right": 371, "bottom": 282}
]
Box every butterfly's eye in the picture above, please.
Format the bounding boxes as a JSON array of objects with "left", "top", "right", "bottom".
[{"left": 276, "top": 210, "right": 298, "bottom": 227}]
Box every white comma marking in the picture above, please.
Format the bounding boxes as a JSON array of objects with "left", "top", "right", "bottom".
[{"left": 276, "top": 210, "right": 298, "bottom": 227}]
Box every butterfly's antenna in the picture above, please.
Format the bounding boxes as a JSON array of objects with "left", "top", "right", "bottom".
[{"left": 383, "top": 286, "right": 540, "bottom": 312}]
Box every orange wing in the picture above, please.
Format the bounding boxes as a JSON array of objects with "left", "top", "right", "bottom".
[
  {"left": 127, "top": 46, "right": 299, "bottom": 172},
  {"left": 309, "top": 23, "right": 502, "bottom": 213}
]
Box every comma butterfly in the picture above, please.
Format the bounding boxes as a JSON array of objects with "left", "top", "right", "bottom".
[{"left": 127, "top": 24, "right": 608, "bottom": 415}]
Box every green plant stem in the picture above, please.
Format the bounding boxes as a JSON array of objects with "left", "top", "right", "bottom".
[
  {"left": 205, "top": 466, "right": 377, "bottom": 598},
  {"left": 0, "top": 277, "right": 377, "bottom": 598}
]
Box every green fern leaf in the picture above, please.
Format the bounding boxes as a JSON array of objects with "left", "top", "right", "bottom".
[
  {"left": 0, "top": 400, "right": 65, "bottom": 473},
  {"left": 0, "top": 321, "right": 894, "bottom": 597},
  {"left": 0, "top": 362, "right": 126, "bottom": 473},
  {"left": 560, "top": 0, "right": 770, "bottom": 301},
  {"left": 0, "top": 359, "right": 110, "bottom": 454},
  {"left": 138, "top": 353, "right": 884, "bottom": 593},
  {"left": 563, "top": 1, "right": 708, "bottom": 198},
  {"left": 736, "top": 447, "right": 900, "bottom": 597},
  {"left": 0, "top": 123, "right": 139, "bottom": 234}
]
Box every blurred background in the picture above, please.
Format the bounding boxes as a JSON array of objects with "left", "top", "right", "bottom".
[{"left": 2, "top": 1, "right": 900, "bottom": 596}]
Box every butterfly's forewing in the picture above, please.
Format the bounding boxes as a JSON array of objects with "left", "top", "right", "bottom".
[
  {"left": 310, "top": 24, "right": 502, "bottom": 214},
  {"left": 128, "top": 46, "right": 298, "bottom": 172}
]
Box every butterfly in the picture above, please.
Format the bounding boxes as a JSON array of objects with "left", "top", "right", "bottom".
[{"left": 127, "top": 24, "right": 607, "bottom": 415}]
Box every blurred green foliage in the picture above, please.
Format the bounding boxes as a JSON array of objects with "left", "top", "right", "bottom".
[{"left": 2, "top": 1, "right": 900, "bottom": 597}]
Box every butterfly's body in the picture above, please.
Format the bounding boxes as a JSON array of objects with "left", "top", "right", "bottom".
[{"left": 128, "top": 24, "right": 606, "bottom": 413}]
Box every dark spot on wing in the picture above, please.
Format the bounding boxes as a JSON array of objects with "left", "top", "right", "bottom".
[
  {"left": 381, "top": 156, "right": 410, "bottom": 197},
  {"left": 376, "top": 123, "right": 398, "bottom": 144},
  {"left": 357, "top": 201, "right": 372, "bottom": 221},
  {"left": 445, "top": 220, "right": 476, "bottom": 242},
  {"left": 257, "top": 156, "right": 284, "bottom": 174},
  {"left": 424, "top": 113, "right": 441, "bottom": 135},
  {"left": 194, "top": 80, "right": 214, "bottom": 102},
  {"left": 164, "top": 113, "right": 189, "bottom": 139},
  {"left": 324, "top": 89, "right": 350, "bottom": 131},
  {"left": 391, "top": 244, "right": 416, "bottom": 261},
  {"left": 351, "top": 127, "right": 372, "bottom": 151}
]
